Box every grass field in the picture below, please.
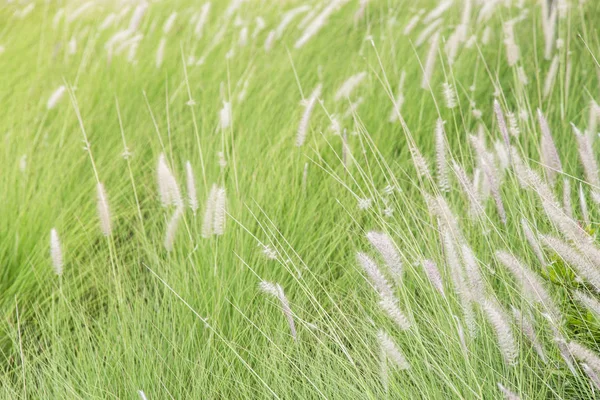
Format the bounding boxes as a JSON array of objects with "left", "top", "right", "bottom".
[{"left": 2, "top": 0, "right": 600, "bottom": 398}]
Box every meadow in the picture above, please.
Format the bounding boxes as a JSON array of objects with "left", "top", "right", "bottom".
[{"left": 1, "top": 0, "right": 600, "bottom": 398}]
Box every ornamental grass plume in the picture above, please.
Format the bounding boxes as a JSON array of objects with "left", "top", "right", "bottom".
[
  {"left": 520, "top": 218, "right": 545, "bottom": 266},
  {"left": 435, "top": 119, "right": 449, "bottom": 192},
  {"left": 421, "top": 31, "right": 440, "bottom": 90},
  {"left": 50, "top": 228, "right": 63, "bottom": 276},
  {"left": 157, "top": 153, "right": 183, "bottom": 207},
  {"left": 47, "top": 85, "right": 66, "bottom": 109},
  {"left": 482, "top": 300, "right": 518, "bottom": 366},
  {"left": 366, "top": 231, "right": 402, "bottom": 282},
  {"left": 452, "top": 161, "right": 484, "bottom": 218},
  {"left": 511, "top": 307, "right": 547, "bottom": 364},
  {"left": 296, "top": 84, "right": 322, "bottom": 147},
  {"left": 540, "top": 235, "right": 600, "bottom": 290},
  {"left": 421, "top": 259, "right": 445, "bottom": 297},
  {"left": 164, "top": 206, "right": 183, "bottom": 252},
  {"left": 185, "top": 161, "right": 198, "bottom": 215},
  {"left": 377, "top": 329, "right": 410, "bottom": 369},
  {"left": 567, "top": 341, "right": 600, "bottom": 373},
  {"left": 334, "top": 71, "right": 366, "bottom": 102},
  {"left": 259, "top": 281, "right": 297, "bottom": 340},
  {"left": 537, "top": 108, "right": 562, "bottom": 185},
  {"left": 96, "top": 182, "right": 112, "bottom": 236},
  {"left": 495, "top": 251, "right": 558, "bottom": 317}
]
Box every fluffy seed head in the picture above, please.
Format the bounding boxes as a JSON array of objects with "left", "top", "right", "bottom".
[
  {"left": 47, "top": 85, "right": 66, "bottom": 109},
  {"left": 96, "top": 182, "right": 112, "bottom": 236},
  {"left": 482, "top": 300, "right": 518, "bottom": 366},
  {"left": 50, "top": 228, "right": 63, "bottom": 275},
  {"left": 377, "top": 330, "right": 410, "bottom": 369},
  {"left": 185, "top": 161, "right": 198, "bottom": 214},
  {"left": 296, "top": 84, "right": 322, "bottom": 147},
  {"left": 157, "top": 154, "right": 183, "bottom": 207},
  {"left": 366, "top": 231, "right": 402, "bottom": 281}
]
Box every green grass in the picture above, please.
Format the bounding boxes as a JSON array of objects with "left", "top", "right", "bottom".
[{"left": 2, "top": 0, "right": 600, "bottom": 398}]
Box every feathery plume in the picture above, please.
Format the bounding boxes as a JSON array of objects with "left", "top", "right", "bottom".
[
  {"left": 442, "top": 82, "right": 457, "bottom": 109},
  {"left": 194, "top": 3, "right": 211, "bottom": 38},
  {"left": 421, "top": 31, "right": 440, "bottom": 90},
  {"left": 67, "top": 2, "right": 93, "bottom": 22},
  {"left": 379, "top": 295, "right": 411, "bottom": 330},
  {"left": 520, "top": 218, "right": 545, "bottom": 266},
  {"left": 537, "top": 108, "right": 562, "bottom": 185},
  {"left": 275, "top": 5, "right": 311, "bottom": 38},
  {"left": 497, "top": 383, "right": 520, "bottom": 400},
  {"left": 422, "top": 259, "right": 445, "bottom": 297},
  {"left": 335, "top": 72, "right": 366, "bottom": 102},
  {"left": 157, "top": 154, "right": 183, "bottom": 207},
  {"left": 403, "top": 12, "right": 422, "bottom": 36},
  {"left": 47, "top": 85, "right": 66, "bottom": 110},
  {"left": 357, "top": 252, "right": 395, "bottom": 300},
  {"left": 185, "top": 161, "right": 198, "bottom": 214},
  {"left": 553, "top": 336, "right": 577, "bottom": 374},
  {"left": 541, "top": 1, "right": 557, "bottom": 60},
  {"left": 494, "top": 140, "right": 510, "bottom": 172},
  {"left": 543, "top": 56, "right": 559, "bottom": 99},
  {"left": 568, "top": 341, "right": 600, "bottom": 373},
  {"left": 481, "top": 26, "right": 492, "bottom": 44},
  {"left": 507, "top": 112, "right": 520, "bottom": 137},
  {"left": 96, "top": 182, "right": 112, "bottom": 236},
  {"left": 588, "top": 99, "right": 600, "bottom": 138},
  {"left": 164, "top": 206, "right": 183, "bottom": 251},
  {"left": 366, "top": 231, "right": 402, "bottom": 282},
  {"left": 452, "top": 161, "right": 484, "bottom": 218},
  {"left": 378, "top": 330, "right": 410, "bottom": 369},
  {"left": 259, "top": 281, "right": 297, "bottom": 340},
  {"left": 50, "top": 228, "right": 63, "bottom": 276},
  {"left": 426, "top": 195, "right": 461, "bottom": 238},
  {"left": 579, "top": 184, "right": 591, "bottom": 227},
  {"left": 482, "top": 300, "right": 518, "bottom": 366},
  {"left": 454, "top": 315, "right": 469, "bottom": 357},
  {"left": 435, "top": 119, "right": 449, "bottom": 192},
  {"left": 572, "top": 123, "right": 600, "bottom": 189},
  {"left": 388, "top": 71, "right": 406, "bottom": 122},
  {"left": 416, "top": 19, "right": 443, "bottom": 49},
  {"left": 541, "top": 235, "right": 600, "bottom": 290},
  {"left": 494, "top": 100, "right": 511, "bottom": 156},
  {"left": 213, "top": 186, "right": 227, "bottom": 236},
  {"left": 582, "top": 363, "right": 600, "bottom": 391},
  {"left": 563, "top": 179, "right": 572, "bottom": 218},
  {"left": 219, "top": 101, "right": 232, "bottom": 131},
  {"left": 517, "top": 66, "right": 529, "bottom": 85},
  {"left": 409, "top": 143, "right": 432, "bottom": 180},
  {"left": 496, "top": 251, "right": 557, "bottom": 316},
  {"left": 512, "top": 149, "right": 586, "bottom": 243},
  {"left": 163, "top": 12, "right": 178, "bottom": 34},
  {"left": 302, "top": 162, "right": 309, "bottom": 193},
  {"left": 461, "top": 244, "right": 486, "bottom": 302},
  {"left": 574, "top": 290, "right": 600, "bottom": 320},
  {"left": 156, "top": 37, "right": 166, "bottom": 68},
  {"left": 128, "top": 3, "right": 148, "bottom": 32},
  {"left": 511, "top": 307, "right": 547, "bottom": 363},
  {"left": 503, "top": 22, "right": 520, "bottom": 67},
  {"left": 294, "top": 0, "right": 350, "bottom": 48},
  {"left": 202, "top": 184, "right": 218, "bottom": 238},
  {"left": 296, "top": 84, "right": 322, "bottom": 147},
  {"left": 264, "top": 30, "right": 276, "bottom": 52},
  {"left": 470, "top": 135, "right": 506, "bottom": 224},
  {"left": 442, "top": 229, "right": 476, "bottom": 336},
  {"left": 423, "top": 0, "right": 452, "bottom": 23}
]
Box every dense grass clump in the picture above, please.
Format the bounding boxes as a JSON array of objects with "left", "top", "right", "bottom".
[{"left": 2, "top": 0, "right": 600, "bottom": 398}]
